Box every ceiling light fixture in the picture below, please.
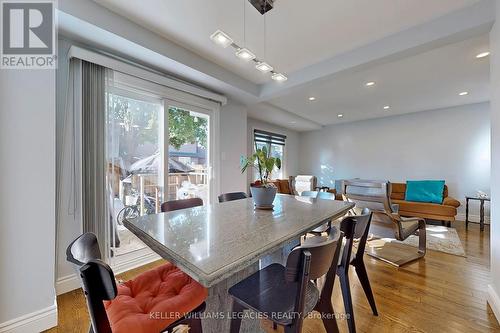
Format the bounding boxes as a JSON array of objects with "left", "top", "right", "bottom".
[
  {"left": 235, "top": 47, "right": 256, "bottom": 61},
  {"left": 337, "top": 114, "right": 344, "bottom": 118},
  {"left": 476, "top": 51, "right": 490, "bottom": 59},
  {"left": 210, "top": 30, "right": 233, "bottom": 48},
  {"left": 365, "top": 81, "right": 375, "bottom": 87},
  {"left": 271, "top": 72, "right": 287, "bottom": 81},
  {"left": 459, "top": 91, "right": 469, "bottom": 96},
  {"left": 383, "top": 105, "right": 390, "bottom": 110},
  {"left": 308, "top": 97, "right": 316, "bottom": 101},
  {"left": 209, "top": 1, "right": 286, "bottom": 83},
  {"left": 256, "top": 61, "right": 273, "bottom": 73}
]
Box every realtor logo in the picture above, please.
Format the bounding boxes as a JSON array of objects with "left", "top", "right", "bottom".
[{"left": 1, "top": 0, "right": 56, "bottom": 69}]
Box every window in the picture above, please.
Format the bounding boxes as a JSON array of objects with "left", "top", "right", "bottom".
[{"left": 253, "top": 129, "right": 286, "bottom": 179}]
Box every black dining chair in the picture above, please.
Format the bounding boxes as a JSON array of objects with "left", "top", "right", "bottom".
[
  {"left": 161, "top": 197, "right": 203, "bottom": 212},
  {"left": 341, "top": 208, "right": 378, "bottom": 320},
  {"left": 228, "top": 224, "right": 351, "bottom": 333},
  {"left": 66, "top": 233, "right": 207, "bottom": 333},
  {"left": 218, "top": 192, "right": 248, "bottom": 203},
  {"left": 326, "top": 209, "right": 378, "bottom": 333}
]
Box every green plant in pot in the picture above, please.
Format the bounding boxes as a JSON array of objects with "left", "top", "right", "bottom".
[{"left": 241, "top": 145, "right": 281, "bottom": 208}]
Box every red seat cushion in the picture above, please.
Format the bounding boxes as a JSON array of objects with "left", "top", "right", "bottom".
[{"left": 104, "top": 263, "right": 207, "bottom": 333}]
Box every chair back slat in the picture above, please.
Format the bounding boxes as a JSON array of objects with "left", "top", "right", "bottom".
[
  {"left": 218, "top": 192, "right": 248, "bottom": 203},
  {"left": 66, "top": 232, "right": 101, "bottom": 266},
  {"left": 161, "top": 197, "right": 203, "bottom": 212},
  {"left": 286, "top": 230, "right": 342, "bottom": 282},
  {"left": 66, "top": 233, "right": 116, "bottom": 333}
]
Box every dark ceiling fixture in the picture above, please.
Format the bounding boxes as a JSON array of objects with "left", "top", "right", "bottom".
[{"left": 248, "top": 0, "right": 274, "bottom": 14}]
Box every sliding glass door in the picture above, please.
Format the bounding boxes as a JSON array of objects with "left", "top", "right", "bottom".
[
  {"left": 105, "top": 72, "right": 217, "bottom": 269},
  {"left": 164, "top": 100, "right": 212, "bottom": 204}
]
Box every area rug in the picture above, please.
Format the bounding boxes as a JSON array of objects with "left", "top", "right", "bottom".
[{"left": 368, "top": 225, "right": 466, "bottom": 257}]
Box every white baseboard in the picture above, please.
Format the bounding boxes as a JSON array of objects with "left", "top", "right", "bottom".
[
  {"left": 0, "top": 303, "right": 57, "bottom": 333},
  {"left": 56, "top": 249, "right": 161, "bottom": 295},
  {"left": 488, "top": 284, "right": 500, "bottom": 323},
  {"left": 455, "top": 213, "right": 490, "bottom": 224}
]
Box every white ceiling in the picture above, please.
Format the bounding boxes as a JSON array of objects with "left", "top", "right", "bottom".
[
  {"left": 94, "top": 0, "right": 480, "bottom": 84},
  {"left": 268, "top": 34, "right": 490, "bottom": 125},
  {"left": 87, "top": 0, "right": 491, "bottom": 131}
]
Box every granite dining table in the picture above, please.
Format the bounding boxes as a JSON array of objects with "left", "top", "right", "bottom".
[{"left": 124, "top": 194, "right": 354, "bottom": 333}]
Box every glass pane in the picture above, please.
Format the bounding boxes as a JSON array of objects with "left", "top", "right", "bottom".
[
  {"left": 167, "top": 107, "right": 209, "bottom": 204},
  {"left": 270, "top": 143, "right": 284, "bottom": 179},
  {"left": 107, "top": 92, "right": 164, "bottom": 258}
]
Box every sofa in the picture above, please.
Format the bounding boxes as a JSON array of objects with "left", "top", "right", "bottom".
[{"left": 390, "top": 182, "right": 460, "bottom": 223}]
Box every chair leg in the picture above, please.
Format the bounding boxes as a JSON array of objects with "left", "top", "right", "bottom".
[
  {"left": 354, "top": 261, "right": 378, "bottom": 316},
  {"left": 316, "top": 298, "right": 340, "bottom": 333},
  {"left": 230, "top": 300, "right": 245, "bottom": 333},
  {"left": 339, "top": 271, "right": 356, "bottom": 333}
]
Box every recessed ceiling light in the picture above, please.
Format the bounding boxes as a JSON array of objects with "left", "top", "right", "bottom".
[
  {"left": 308, "top": 97, "right": 316, "bottom": 101},
  {"left": 256, "top": 62, "right": 273, "bottom": 73},
  {"left": 365, "top": 81, "right": 375, "bottom": 87},
  {"left": 476, "top": 51, "right": 490, "bottom": 59},
  {"left": 235, "top": 48, "right": 256, "bottom": 61},
  {"left": 290, "top": 121, "right": 297, "bottom": 124},
  {"left": 271, "top": 73, "right": 287, "bottom": 81},
  {"left": 383, "top": 105, "right": 390, "bottom": 110},
  {"left": 459, "top": 91, "right": 469, "bottom": 96},
  {"left": 337, "top": 114, "right": 343, "bottom": 118},
  {"left": 210, "top": 30, "right": 233, "bottom": 48}
]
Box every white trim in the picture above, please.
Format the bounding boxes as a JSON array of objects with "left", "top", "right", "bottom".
[
  {"left": 488, "top": 284, "right": 500, "bottom": 323},
  {"left": 456, "top": 213, "right": 491, "bottom": 224},
  {"left": 0, "top": 303, "right": 57, "bottom": 333},
  {"left": 68, "top": 46, "right": 227, "bottom": 105},
  {"left": 56, "top": 251, "right": 161, "bottom": 295}
]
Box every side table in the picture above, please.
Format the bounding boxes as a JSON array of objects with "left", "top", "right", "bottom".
[{"left": 465, "top": 195, "right": 490, "bottom": 232}]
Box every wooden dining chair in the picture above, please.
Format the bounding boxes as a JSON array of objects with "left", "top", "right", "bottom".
[
  {"left": 161, "top": 197, "right": 203, "bottom": 212},
  {"left": 336, "top": 209, "right": 378, "bottom": 333},
  {"left": 228, "top": 226, "right": 346, "bottom": 333},
  {"left": 218, "top": 192, "right": 248, "bottom": 203},
  {"left": 342, "top": 179, "right": 426, "bottom": 266},
  {"left": 66, "top": 233, "right": 207, "bottom": 333}
]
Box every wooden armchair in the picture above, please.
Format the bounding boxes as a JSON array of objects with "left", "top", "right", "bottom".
[{"left": 341, "top": 179, "right": 426, "bottom": 267}]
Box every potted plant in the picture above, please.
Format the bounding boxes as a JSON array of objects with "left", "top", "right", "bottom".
[{"left": 241, "top": 145, "right": 281, "bottom": 208}]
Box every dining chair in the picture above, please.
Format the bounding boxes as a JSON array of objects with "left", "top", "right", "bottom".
[
  {"left": 66, "top": 233, "right": 207, "bottom": 333},
  {"left": 218, "top": 192, "right": 248, "bottom": 203},
  {"left": 342, "top": 179, "right": 426, "bottom": 266},
  {"left": 228, "top": 226, "right": 347, "bottom": 333},
  {"left": 337, "top": 209, "right": 378, "bottom": 333},
  {"left": 161, "top": 197, "right": 203, "bottom": 212}
]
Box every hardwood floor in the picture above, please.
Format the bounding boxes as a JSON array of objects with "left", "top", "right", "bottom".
[{"left": 45, "top": 221, "right": 499, "bottom": 333}]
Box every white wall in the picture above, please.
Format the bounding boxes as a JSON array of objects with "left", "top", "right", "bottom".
[
  {"left": 247, "top": 117, "right": 300, "bottom": 183},
  {"left": 298, "top": 103, "right": 491, "bottom": 218},
  {"left": 0, "top": 69, "right": 57, "bottom": 330},
  {"left": 488, "top": 1, "right": 500, "bottom": 322},
  {"left": 220, "top": 103, "right": 248, "bottom": 193}
]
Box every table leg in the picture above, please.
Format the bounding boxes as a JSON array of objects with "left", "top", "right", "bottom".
[
  {"left": 465, "top": 198, "right": 469, "bottom": 230},
  {"left": 202, "top": 240, "right": 298, "bottom": 333},
  {"left": 203, "top": 263, "right": 262, "bottom": 333},
  {"left": 480, "top": 199, "right": 485, "bottom": 232}
]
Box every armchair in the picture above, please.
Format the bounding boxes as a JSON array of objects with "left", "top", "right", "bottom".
[{"left": 342, "top": 179, "right": 426, "bottom": 267}]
